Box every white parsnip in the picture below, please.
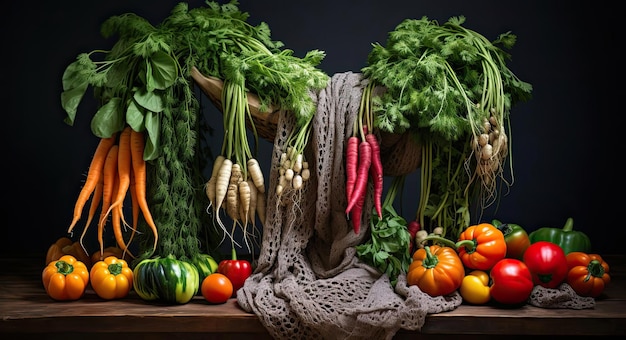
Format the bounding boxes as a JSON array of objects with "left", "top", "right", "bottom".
[
  {"left": 214, "top": 158, "right": 233, "bottom": 213},
  {"left": 205, "top": 155, "right": 226, "bottom": 211},
  {"left": 226, "top": 183, "right": 240, "bottom": 221},
  {"left": 247, "top": 178, "right": 258, "bottom": 228},
  {"left": 247, "top": 158, "right": 265, "bottom": 193},
  {"left": 238, "top": 180, "right": 251, "bottom": 227}
]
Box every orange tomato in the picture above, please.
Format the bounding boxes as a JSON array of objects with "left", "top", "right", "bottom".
[
  {"left": 566, "top": 252, "right": 610, "bottom": 298},
  {"left": 201, "top": 273, "right": 233, "bottom": 304},
  {"left": 42, "top": 255, "right": 89, "bottom": 301}
]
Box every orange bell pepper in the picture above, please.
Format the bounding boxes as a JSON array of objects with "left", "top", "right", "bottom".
[
  {"left": 90, "top": 256, "right": 134, "bottom": 300},
  {"left": 45, "top": 236, "right": 92, "bottom": 269},
  {"left": 42, "top": 255, "right": 89, "bottom": 301},
  {"left": 456, "top": 223, "right": 507, "bottom": 271}
]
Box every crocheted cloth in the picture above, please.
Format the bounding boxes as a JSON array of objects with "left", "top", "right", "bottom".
[
  {"left": 237, "top": 72, "right": 461, "bottom": 339},
  {"left": 529, "top": 283, "right": 595, "bottom": 309},
  {"left": 235, "top": 71, "right": 593, "bottom": 339}
]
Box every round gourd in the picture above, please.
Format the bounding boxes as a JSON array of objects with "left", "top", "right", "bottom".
[{"left": 133, "top": 255, "right": 199, "bottom": 304}]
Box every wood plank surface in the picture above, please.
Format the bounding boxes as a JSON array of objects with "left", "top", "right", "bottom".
[{"left": 1, "top": 255, "right": 625, "bottom": 339}]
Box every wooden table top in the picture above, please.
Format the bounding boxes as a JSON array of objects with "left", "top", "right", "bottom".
[{"left": 1, "top": 255, "right": 625, "bottom": 339}]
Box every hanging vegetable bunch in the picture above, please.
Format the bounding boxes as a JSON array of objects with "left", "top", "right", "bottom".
[
  {"left": 60, "top": 3, "right": 213, "bottom": 264},
  {"left": 345, "top": 81, "right": 384, "bottom": 234},
  {"left": 181, "top": 1, "right": 329, "bottom": 255},
  {"left": 361, "top": 16, "right": 532, "bottom": 240},
  {"left": 58, "top": 1, "right": 328, "bottom": 303}
]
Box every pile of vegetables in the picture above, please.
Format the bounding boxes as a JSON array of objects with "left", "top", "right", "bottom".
[
  {"left": 55, "top": 0, "right": 329, "bottom": 304},
  {"left": 405, "top": 218, "right": 610, "bottom": 306},
  {"left": 360, "top": 16, "right": 533, "bottom": 240}
]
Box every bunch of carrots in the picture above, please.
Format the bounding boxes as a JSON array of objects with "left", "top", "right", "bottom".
[
  {"left": 67, "top": 126, "right": 158, "bottom": 260},
  {"left": 345, "top": 82, "right": 383, "bottom": 234}
]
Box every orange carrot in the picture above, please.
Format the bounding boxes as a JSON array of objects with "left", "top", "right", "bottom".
[
  {"left": 102, "top": 126, "right": 132, "bottom": 228},
  {"left": 67, "top": 136, "right": 116, "bottom": 234},
  {"left": 97, "top": 144, "right": 119, "bottom": 255},
  {"left": 130, "top": 129, "right": 158, "bottom": 253},
  {"left": 79, "top": 172, "right": 103, "bottom": 249},
  {"left": 111, "top": 194, "right": 134, "bottom": 257},
  {"left": 124, "top": 170, "right": 140, "bottom": 258}
]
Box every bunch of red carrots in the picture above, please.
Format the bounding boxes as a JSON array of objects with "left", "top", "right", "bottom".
[
  {"left": 345, "top": 82, "right": 383, "bottom": 234},
  {"left": 66, "top": 126, "right": 158, "bottom": 260}
]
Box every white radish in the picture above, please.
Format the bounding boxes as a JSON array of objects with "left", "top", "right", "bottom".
[
  {"left": 292, "top": 174, "right": 303, "bottom": 190},
  {"left": 293, "top": 154, "right": 303, "bottom": 173},
  {"left": 284, "top": 168, "right": 294, "bottom": 181},
  {"left": 481, "top": 144, "right": 493, "bottom": 160}
]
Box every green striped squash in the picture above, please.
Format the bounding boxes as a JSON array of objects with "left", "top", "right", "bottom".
[
  {"left": 133, "top": 255, "right": 199, "bottom": 304},
  {"left": 191, "top": 253, "right": 219, "bottom": 284}
]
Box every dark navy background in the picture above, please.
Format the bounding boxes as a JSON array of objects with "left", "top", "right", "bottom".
[{"left": 4, "top": 0, "right": 621, "bottom": 257}]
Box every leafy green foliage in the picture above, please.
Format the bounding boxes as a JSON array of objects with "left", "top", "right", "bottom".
[
  {"left": 60, "top": 0, "right": 328, "bottom": 161},
  {"left": 356, "top": 177, "right": 412, "bottom": 287},
  {"left": 362, "top": 15, "right": 532, "bottom": 139}
]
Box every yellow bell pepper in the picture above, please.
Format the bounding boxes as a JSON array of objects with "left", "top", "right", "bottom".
[
  {"left": 459, "top": 270, "right": 491, "bottom": 304},
  {"left": 42, "top": 254, "right": 89, "bottom": 301},
  {"left": 90, "top": 256, "right": 134, "bottom": 300}
]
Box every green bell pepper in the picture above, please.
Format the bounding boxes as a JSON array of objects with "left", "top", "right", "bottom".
[
  {"left": 492, "top": 219, "right": 530, "bottom": 260},
  {"left": 528, "top": 217, "right": 591, "bottom": 255}
]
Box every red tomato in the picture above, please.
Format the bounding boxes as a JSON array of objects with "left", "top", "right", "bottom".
[
  {"left": 523, "top": 241, "right": 568, "bottom": 288},
  {"left": 489, "top": 258, "right": 534, "bottom": 305},
  {"left": 201, "top": 273, "right": 233, "bottom": 304}
]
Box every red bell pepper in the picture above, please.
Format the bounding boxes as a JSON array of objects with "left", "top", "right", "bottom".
[
  {"left": 218, "top": 248, "right": 252, "bottom": 297},
  {"left": 523, "top": 241, "right": 568, "bottom": 288},
  {"left": 489, "top": 258, "right": 534, "bottom": 305}
]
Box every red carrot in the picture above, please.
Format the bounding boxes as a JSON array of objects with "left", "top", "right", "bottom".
[
  {"left": 345, "top": 136, "right": 359, "bottom": 205},
  {"left": 345, "top": 140, "right": 372, "bottom": 215},
  {"left": 350, "top": 185, "right": 366, "bottom": 234},
  {"left": 366, "top": 133, "right": 383, "bottom": 219}
]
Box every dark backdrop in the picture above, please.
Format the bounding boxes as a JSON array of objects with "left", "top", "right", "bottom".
[{"left": 4, "top": 0, "right": 621, "bottom": 258}]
